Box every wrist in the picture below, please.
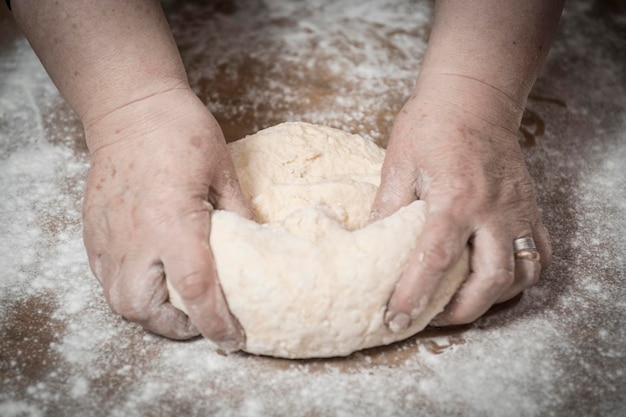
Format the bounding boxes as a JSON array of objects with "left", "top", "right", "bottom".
[
  {"left": 84, "top": 87, "right": 218, "bottom": 154},
  {"left": 80, "top": 73, "right": 191, "bottom": 129},
  {"left": 409, "top": 71, "right": 526, "bottom": 134}
]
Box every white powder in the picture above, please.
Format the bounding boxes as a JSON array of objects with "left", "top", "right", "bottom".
[
  {"left": 0, "top": 401, "right": 44, "bottom": 417},
  {"left": 169, "top": 0, "right": 430, "bottom": 146},
  {"left": 1, "top": 0, "right": 625, "bottom": 416}
]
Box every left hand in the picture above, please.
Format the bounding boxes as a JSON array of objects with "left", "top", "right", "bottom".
[
  {"left": 371, "top": 88, "right": 551, "bottom": 330},
  {"left": 82, "top": 89, "right": 252, "bottom": 347}
]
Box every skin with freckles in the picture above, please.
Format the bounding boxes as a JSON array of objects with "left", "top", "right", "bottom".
[
  {"left": 83, "top": 89, "right": 253, "bottom": 346},
  {"left": 12, "top": 0, "right": 253, "bottom": 349},
  {"left": 12, "top": 0, "right": 564, "bottom": 346}
]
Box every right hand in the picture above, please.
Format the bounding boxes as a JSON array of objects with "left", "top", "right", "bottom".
[
  {"left": 371, "top": 87, "right": 551, "bottom": 330},
  {"left": 82, "top": 88, "right": 252, "bottom": 349}
]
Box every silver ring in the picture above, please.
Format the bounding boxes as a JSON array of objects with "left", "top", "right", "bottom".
[
  {"left": 513, "top": 236, "right": 537, "bottom": 252},
  {"left": 513, "top": 236, "right": 540, "bottom": 261}
]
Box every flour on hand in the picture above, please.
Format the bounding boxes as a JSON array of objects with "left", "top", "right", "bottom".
[{"left": 168, "top": 122, "right": 469, "bottom": 358}]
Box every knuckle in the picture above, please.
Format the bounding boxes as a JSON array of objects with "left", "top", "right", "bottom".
[
  {"left": 438, "top": 295, "right": 471, "bottom": 325},
  {"left": 173, "top": 270, "right": 211, "bottom": 303},
  {"left": 110, "top": 300, "right": 144, "bottom": 323},
  {"left": 118, "top": 303, "right": 149, "bottom": 324},
  {"left": 207, "top": 320, "right": 230, "bottom": 341},
  {"left": 487, "top": 267, "right": 515, "bottom": 290},
  {"left": 419, "top": 244, "right": 457, "bottom": 273},
  {"left": 107, "top": 282, "right": 150, "bottom": 324}
]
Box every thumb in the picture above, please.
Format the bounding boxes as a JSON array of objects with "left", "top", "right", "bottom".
[
  {"left": 369, "top": 161, "right": 419, "bottom": 223},
  {"left": 163, "top": 210, "right": 245, "bottom": 351},
  {"left": 212, "top": 182, "right": 255, "bottom": 221},
  {"left": 210, "top": 162, "right": 255, "bottom": 221}
]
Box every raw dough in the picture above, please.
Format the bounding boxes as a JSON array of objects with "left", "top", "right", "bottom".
[{"left": 168, "top": 122, "right": 469, "bottom": 358}]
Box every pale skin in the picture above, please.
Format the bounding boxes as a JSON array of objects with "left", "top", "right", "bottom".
[
  {"left": 374, "top": 0, "right": 564, "bottom": 330},
  {"left": 12, "top": 0, "right": 563, "bottom": 348}
]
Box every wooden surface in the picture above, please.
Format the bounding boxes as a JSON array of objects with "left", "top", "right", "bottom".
[{"left": 1, "top": 1, "right": 625, "bottom": 416}]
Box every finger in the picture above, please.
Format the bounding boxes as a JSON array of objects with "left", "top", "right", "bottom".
[
  {"left": 385, "top": 212, "right": 471, "bottom": 332},
  {"left": 163, "top": 212, "right": 245, "bottom": 351},
  {"left": 107, "top": 257, "right": 200, "bottom": 340},
  {"left": 432, "top": 228, "right": 514, "bottom": 326},
  {"left": 534, "top": 222, "right": 552, "bottom": 267},
  {"left": 496, "top": 258, "right": 541, "bottom": 303},
  {"left": 369, "top": 160, "right": 417, "bottom": 223},
  {"left": 496, "top": 227, "right": 545, "bottom": 302}
]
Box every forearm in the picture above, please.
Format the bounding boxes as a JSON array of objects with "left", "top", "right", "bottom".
[
  {"left": 413, "top": 0, "right": 564, "bottom": 131},
  {"left": 12, "top": 0, "right": 188, "bottom": 127}
]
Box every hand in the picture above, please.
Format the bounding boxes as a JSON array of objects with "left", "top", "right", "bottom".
[
  {"left": 371, "top": 88, "right": 551, "bottom": 330},
  {"left": 82, "top": 89, "right": 252, "bottom": 348}
]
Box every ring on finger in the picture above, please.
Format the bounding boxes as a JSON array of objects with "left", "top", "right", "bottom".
[{"left": 513, "top": 236, "right": 541, "bottom": 262}]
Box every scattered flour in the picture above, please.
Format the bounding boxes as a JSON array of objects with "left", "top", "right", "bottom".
[{"left": 1, "top": 1, "right": 625, "bottom": 416}]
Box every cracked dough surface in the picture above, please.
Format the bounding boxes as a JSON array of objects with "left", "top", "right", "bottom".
[{"left": 169, "top": 122, "right": 469, "bottom": 358}]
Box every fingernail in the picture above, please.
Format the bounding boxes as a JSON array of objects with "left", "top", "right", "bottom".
[
  {"left": 213, "top": 321, "right": 245, "bottom": 353},
  {"left": 387, "top": 312, "right": 411, "bottom": 333},
  {"left": 203, "top": 328, "right": 243, "bottom": 352},
  {"left": 215, "top": 337, "right": 244, "bottom": 353}
]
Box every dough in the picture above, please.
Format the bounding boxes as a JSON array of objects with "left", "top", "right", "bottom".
[{"left": 168, "top": 122, "right": 469, "bottom": 358}]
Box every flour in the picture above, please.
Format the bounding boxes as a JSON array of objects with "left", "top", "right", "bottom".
[
  {"left": 2, "top": 0, "right": 625, "bottom": 415},
  {"left": 168, "top": 122, "right": 469, "bottom": 358}
]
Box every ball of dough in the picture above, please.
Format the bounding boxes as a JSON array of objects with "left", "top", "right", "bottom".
[{"left": 168, "top": 122, "right": 469, "bottom": 358}]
